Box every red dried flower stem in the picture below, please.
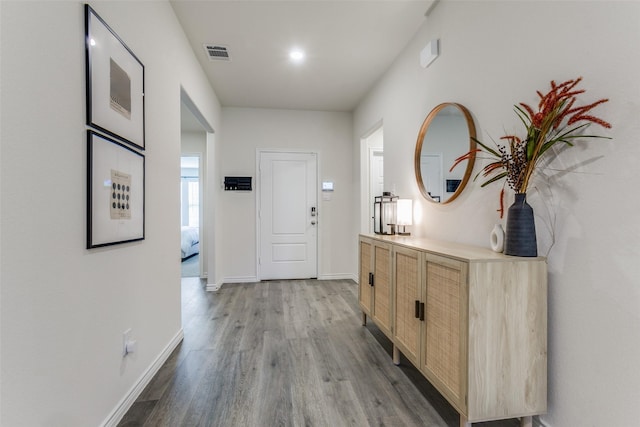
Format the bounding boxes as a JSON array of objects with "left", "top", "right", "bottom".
[
  {"left": 451, "top": 77, "right": 611, "bottom": 219},
  {"left": 518, "top": 77, "right": 610, "bottom": 192}
]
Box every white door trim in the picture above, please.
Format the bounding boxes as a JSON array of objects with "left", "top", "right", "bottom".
[
  {"left": 360, "top": 122, "right": 383, "bottom": 233},
  {"left": 180, "top": 152, "right": 204, "bottom": 277},
  {"left": 180, "top": 87, "right": 217, "bottom": 288},
  {"left": 368, "top": 148, "right": 384, "bottom": 234}
]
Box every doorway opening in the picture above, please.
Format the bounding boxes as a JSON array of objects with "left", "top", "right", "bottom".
[
  {"left": 179, "top": 89, "right": 214, "bottom": 283},
  {"left": 360, "top": 124, "right": 384, "bottom": 233},
  {"left": 180, "top": 155, "right": 201, "bottom": 277}
]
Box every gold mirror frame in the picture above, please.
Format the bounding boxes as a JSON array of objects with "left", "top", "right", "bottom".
[{"left": 414, "top": 102, "right": 477, "bottom": 204}]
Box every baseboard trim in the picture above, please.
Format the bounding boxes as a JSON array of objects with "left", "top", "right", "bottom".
[
  {"left": 222, "top": 275, "right": 258, "bottom": 284},
  {"left": 317, "top": 273, "right": 357, "bottom": 282},
  {"left": 217, "top": 274, "right": 357, "bottom": 286},
  {"left": 206, "top": 282, "right": 221, "bottom": 292},
  {"left": 100, "top": 329, "right": 184, "bottom": 427}
]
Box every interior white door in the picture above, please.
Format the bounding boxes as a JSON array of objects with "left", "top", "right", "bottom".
[
  {"left": 259, "top": 151, "right": 317, "bottom": 280},
  {"left": 421, "top": 153, "right": 444, "bottom": 202},
  {"left": 369, "top": 149, "right": 384, "bottom": 233}
]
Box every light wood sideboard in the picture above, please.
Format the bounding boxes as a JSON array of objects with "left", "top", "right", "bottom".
[{"left": 358, "top": 234, "right": 547, "bottom": 427}]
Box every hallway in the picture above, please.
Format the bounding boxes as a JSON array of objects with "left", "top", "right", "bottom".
[{"left": 118, "top": 279, "right": 519, "bottom": 427}]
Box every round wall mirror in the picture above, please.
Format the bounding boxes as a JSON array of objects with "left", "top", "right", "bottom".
[{"left": 414, "top": 102, "right": 477, "bottom": 204}]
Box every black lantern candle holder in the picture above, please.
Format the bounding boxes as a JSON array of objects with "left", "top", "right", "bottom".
[{"left": 374, "top": 192, "right": 398, "bottom": 235}]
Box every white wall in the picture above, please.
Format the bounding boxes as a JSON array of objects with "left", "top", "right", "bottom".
[
  {"left": 0, "top": 1, "right": 220, "bottom": 425},
  {"left": 353, "top": 1, "right": 640, "bottom": 426},
  {"left": 219, "top": 107, "right": 354, "bottom": 282}
]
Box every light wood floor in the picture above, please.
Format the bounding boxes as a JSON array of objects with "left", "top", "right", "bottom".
[{"left": 118, "top": 278, "right": 520, "bottom": 427}]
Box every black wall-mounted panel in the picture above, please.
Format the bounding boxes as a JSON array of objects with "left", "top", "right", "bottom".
[{"left": 224, "top": 176, "right": 252, "bottom": 191}]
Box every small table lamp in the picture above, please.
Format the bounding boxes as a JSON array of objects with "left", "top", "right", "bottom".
[{"left": 396, "top": 199, "right": 413, "bottom": 235}]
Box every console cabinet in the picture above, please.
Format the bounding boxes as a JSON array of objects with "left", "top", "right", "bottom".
[{"left": 358, "top": 234, "right": 547, "bottom": 427}]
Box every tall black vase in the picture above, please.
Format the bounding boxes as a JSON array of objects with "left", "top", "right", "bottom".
[{"left": 504, "top": 193, "right": 537, "bottom": 257}]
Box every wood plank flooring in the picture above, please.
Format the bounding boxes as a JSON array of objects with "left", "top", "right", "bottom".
[{"left": 118, "top": 279, "right": 521, "bottom": 427}]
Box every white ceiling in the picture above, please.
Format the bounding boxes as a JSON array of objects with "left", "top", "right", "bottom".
[{"left": 170, "top": 0, "right": 433, "bottom": 113}]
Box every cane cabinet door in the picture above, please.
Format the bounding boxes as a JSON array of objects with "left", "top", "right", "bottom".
[
  {"left": 421, "top": 253, "right": 469, "bottom": 414},
  {"left": 358, "top": 237, "right": 373, "bottom": 316},
  {"left": 371, "top": 241, "right": 393, "bottom": 337},
  {"left": 393, "top": 246, "right": 422, "bottom": 366}
]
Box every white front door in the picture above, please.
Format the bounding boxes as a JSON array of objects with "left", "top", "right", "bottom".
[{"left": 258, "top": 151, "right": 317, "bottom": 280}]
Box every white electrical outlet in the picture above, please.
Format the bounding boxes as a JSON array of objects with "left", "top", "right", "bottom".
[{"left": 123, "top": 328, "right": 132, "bottom": 356}]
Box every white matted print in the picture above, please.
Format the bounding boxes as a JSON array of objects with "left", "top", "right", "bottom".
[
  {"left": 87, "top": 131, "right": 144, "bottom": 248},
  {"left": 110, "top": 169, "right": 132, "bottom": 220},
  {"left": 85, "top": 5, "right": 145, "bottom": 150}
]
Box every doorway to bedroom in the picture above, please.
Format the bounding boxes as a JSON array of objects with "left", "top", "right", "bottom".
[
  {"left": 180, "top": 89, "right": 214, "bottom": 284},
  {"left": 180, "top": 155, "right": 201, "bottom": 277}
]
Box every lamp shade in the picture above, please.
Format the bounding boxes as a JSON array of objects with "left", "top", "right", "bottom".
[{"left": 397, "top": 199, "right": 413, "bottom": 226}]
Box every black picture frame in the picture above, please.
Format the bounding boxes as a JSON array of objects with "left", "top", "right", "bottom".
[
  {"left": 85, "top": 4, "right": 145, "bottom": 150},
  {"left": 87, "top": 130, "right": 145, "bottom": 248},
  {"left": 446, "top": 179, "right": 462, "bottom": 193}
]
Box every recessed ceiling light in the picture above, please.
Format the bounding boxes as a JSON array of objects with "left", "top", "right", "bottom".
[{"left": 289, "top": 49, "right": 305, "bottom": 63}]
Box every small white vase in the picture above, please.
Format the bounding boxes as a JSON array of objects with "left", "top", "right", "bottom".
[{"left": 490, "top": 224, "right": 505, "bottom": 253}]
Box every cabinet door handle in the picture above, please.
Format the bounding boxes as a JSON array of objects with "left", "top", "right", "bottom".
[
  {"left": 419, "top": 302, "right": 425, "bottom": 321},
  {"left": 415, "top": 300, "right": 420, "bottom": 318},
  {"left": 369, "top": 272, "right": 374, "bottom": 287}
]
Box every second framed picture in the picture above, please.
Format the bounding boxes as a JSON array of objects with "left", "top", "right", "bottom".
[
  {"left": 85, "top": 4, "right": 145, "bottom": 150},
  {"left": 87, "top": 130, "right": 145, "bottom": 248}
]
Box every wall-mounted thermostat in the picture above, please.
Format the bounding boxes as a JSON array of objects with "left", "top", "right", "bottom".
[{"left": 322, "top": 181, "right": 334, "bottom": 192}]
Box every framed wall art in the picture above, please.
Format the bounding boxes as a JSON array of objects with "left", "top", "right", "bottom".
[
  {"left": 85, "top": 4, "right": 145, "bottom": 150},
  {"left": 87, "top": 130, "right": 145, "bottom": 248}
]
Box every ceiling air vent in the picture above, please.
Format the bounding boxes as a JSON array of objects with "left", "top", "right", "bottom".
[{"left": 203, "top": 44, "right": 231, "bottom": 61}]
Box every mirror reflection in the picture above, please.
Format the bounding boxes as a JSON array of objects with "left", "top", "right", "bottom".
[{"left": 414, "top": 103, "right": 476, "bottom": 204}]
